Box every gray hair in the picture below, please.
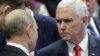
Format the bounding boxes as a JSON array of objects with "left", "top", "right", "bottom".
[
  {"left": 57, "top": 0, "right": 89, "bottom": 19},
  {"left": 4, "top": 9, "right": 34, "bottom": 39}
]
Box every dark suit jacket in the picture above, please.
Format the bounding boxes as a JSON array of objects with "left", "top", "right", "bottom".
[
  {"left": 93, "top": 17, "right": 100, "bottom": 34},
  {"left": 37, "top": 35, "right": 100, "bottom": 56},
  {"left": 0, "top": 32, "right": 6, "bottom": 52},
  {"left": 34, "top": 14, "right": 61, "bottom": 51},
  {"left": 0, "top": 45, "right": 27, "bottom": 56}
]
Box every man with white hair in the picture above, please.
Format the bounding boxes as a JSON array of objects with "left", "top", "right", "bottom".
[
  {"left": 0, "top": 9, "right": 38, "bottom": 56},
  {"left": 36, "top": 0, "right": 100, "bottom": 56}
]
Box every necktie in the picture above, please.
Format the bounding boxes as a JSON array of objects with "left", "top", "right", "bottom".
[
  {"left": 74, "top": 45, "right": 81, "bottom": 56},
  {"left": 87, "top": 24, "right": 97, "bottom": 36}
]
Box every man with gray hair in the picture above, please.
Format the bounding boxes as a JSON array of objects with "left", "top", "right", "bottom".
[
  {"left": 0, "top": 9, "right": 38, "bottom": 56},
  {"left": 37, "top": 0, "right": 100, "bottom": 56}
]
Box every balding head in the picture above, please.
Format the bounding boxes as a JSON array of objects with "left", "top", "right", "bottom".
[{"left": 4, "top": 9, "right": 33, "bottom": 38}]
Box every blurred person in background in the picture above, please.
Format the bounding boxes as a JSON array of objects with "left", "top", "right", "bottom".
[
  {"left": 98, "top": 0, "right": 100, "bottom": 18},
  {"left": 30, "top": 0, "right": 61, "bottom": 17},
  {"left": 40, "top": 0, "right": 61, "bottom": 17},
  {"left": 30, "top": 0, "right": 50, "bottom": 16},
  {"left": 82, "top": 0, "right": 100, "bottom": 36}
]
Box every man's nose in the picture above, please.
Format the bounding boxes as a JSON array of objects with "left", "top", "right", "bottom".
[{"left": 60, "top": 21, "right": 66, "bottom": 30}]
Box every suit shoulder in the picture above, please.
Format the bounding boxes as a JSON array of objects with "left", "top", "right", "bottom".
[
  {"left": 34, "top": 14, "right": 56, "bottom": 23},
  {"left": 0, "top": 32, "right": 6, "bottom": 52},
  {"left": 0, "top": 45, "right": 27, "bottom": 56},
  {"left": 37, "top": 40, "right": 63, "bottom": 54}
]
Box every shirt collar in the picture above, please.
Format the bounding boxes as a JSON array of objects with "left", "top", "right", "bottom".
[
  {"left": 67, "top": 32, "right": 88, "bottom": 53},
  {"left": 79, "top": 32, "right": 88, "bottom": 52},
  {"left": 7, "top": 43, "right": 30, "bottom": 56},
  {"left": 67, "top": 41, "right": 75, "bottom": 54},
  {"left": 30, "top": 51, "right": 35, "bottom": 56}
]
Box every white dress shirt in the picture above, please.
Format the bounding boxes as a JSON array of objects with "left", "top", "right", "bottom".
[
  {"left": 67, "top": 32, "right": 88, "bottom": 56},
  {"left": 38, "top": 3, "right": 50, "bottom": 16},
  {"left": 7, "top": 43, "right": 30, "bottom": 56},
  {"left": 30, "top": 51, "right": 35, "bottom": 56}
]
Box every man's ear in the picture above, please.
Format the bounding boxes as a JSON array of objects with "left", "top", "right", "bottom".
[
  {"left": 3, "top": 5, "right": 12, "bottom": 14},
  {"left": 82, "top": 16, "right": 89, "bottom": 25},
  {"left": 26, "top": 24, "right": 32, "bottom": 38}
]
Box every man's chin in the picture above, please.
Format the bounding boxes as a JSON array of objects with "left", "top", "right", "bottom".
[{"left": 62, "top": 37, "right": 70, "bottom": 41}]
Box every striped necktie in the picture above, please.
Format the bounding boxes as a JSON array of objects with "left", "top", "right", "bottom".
[{"left": 87, "top": 24, "right": 97, "bottom": 36}]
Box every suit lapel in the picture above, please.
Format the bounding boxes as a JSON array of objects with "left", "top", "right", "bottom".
[
  {"left": 88, "top": 35, "right": 98, "bottom": 56},
  {"left": 57, "top": 40, "right": 69, "bottom": 56},
  {"left": 93, "top": 17, "right": 100, "bottom": 34}
]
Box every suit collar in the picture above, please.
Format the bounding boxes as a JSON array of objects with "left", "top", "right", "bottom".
[
  {"left": 7, "top": 43, "right": 29, "bottom": 56},
  {"left": 5, "top": 45, "right": 28, "bottom": 56},
  {"left": 93, "top": 17, "right": 100, "bottom": 34}
]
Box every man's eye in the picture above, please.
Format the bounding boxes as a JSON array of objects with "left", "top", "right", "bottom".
[
  {"left": 63, "top": 19, "right": 72, "bottom": 23},
  {"left": 56, "top": 20, "right": 62, "bottom": 24}
]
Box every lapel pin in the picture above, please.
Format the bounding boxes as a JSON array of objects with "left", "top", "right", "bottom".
[{"left": 91, "top": 53, "right": 95, "bottom": 56}]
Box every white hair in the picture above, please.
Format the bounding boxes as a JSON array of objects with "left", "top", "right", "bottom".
[
  {"left": 57, "top": 0, "right": 89, "bottom": 19},
  {"left": 4, "top": 9, "right": 34, "bottom": 37}
]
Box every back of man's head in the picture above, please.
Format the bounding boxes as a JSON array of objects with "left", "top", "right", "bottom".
[
  {"left": 4, "top": 9, "right": 33, "bottom": 40},
  {"left": 4, "top": 9, "right": 38, "bottom": 52}
]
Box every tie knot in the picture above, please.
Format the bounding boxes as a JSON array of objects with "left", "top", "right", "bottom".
[
  {"left": 74, "top": 45, "right": 81, "bottom": 56},
  {"left": 74, "top": 45, "right": 81, "bottom": 51}
]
